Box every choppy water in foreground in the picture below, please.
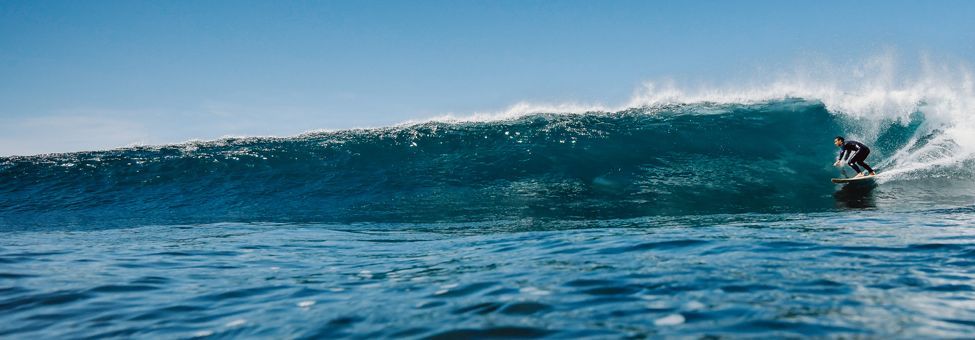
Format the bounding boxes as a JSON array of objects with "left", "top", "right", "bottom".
[
  {"left": 3, "top": 100, "right": 975, "bottom": 338},
  {"left": 3, "top": 209, "right": 975, "bottom": 338}
]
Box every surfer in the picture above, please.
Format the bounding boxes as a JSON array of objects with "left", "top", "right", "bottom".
[{"left": 833, "top": 136, "right": 876, "bottom": 178}]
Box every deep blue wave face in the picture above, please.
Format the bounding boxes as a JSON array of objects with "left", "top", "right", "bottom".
[{"left": 0, "top": 99, "right": 971, "bottom": 230}]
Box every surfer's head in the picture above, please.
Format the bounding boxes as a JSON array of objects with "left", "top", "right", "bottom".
[{"left": 834, "top": 136, "right": 844, "bottom": 147}]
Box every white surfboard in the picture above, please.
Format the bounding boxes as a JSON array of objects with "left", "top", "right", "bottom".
[{"left": 831, "top": 175, "right": 877, "bottom": 184}]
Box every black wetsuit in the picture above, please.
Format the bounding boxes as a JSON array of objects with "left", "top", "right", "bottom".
[{"left": 837, "top": 140, "right": 874, "bottom": 174}]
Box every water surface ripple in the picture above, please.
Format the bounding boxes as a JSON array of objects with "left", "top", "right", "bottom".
[{"left": 2, "top": 209, "right": 975, "bottom": 338}]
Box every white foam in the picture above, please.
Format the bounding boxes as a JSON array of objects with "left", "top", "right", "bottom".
[
  {"left": 225, "top": 319, "right": 246, "bottom": 327},
  {"left": 654, "top": 313, "right": 686, "bottom": 326},
  {"left": 191, "top": 330, "right": 214, "bottom": 337}
]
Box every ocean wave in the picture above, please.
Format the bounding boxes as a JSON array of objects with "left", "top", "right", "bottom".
[{"left": 2, "top": 97, "right": 972, "bottom": 229}]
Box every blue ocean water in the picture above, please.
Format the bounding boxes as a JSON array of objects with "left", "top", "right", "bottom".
[{"left": 2, "top": 99, "right": 974, "bottom": 337}]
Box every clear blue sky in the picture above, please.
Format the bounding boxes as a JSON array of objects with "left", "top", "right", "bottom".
[{"left": 1, "top": 0, "right": 973, "bottom": 155}]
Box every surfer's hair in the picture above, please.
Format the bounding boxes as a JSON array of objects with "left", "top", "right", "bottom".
[{"left": 835, "top": 136, "right": 844, "bottom": 142}]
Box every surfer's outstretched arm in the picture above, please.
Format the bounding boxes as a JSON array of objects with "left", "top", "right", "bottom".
[{"left": 835, "top": 149, "right": 849, "bottom": 166}]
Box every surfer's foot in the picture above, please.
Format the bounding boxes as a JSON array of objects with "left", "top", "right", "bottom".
[
  {"left": 853, "top": 173, "right": 864, "bottom": 178},
  {"left": 869, "top": 172, "right": 876, "bottom": 176}
]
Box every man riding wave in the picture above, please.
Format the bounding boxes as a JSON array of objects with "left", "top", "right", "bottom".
[{"left": 833, "top": 136, "right": 877, "bottom": 178}]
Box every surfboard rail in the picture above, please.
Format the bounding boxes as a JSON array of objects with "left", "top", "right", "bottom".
[{"left": 831, "top": 175, "right": 878, "bottom": 184}]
